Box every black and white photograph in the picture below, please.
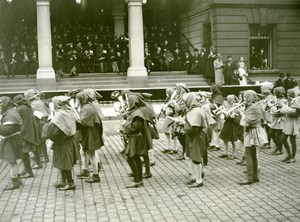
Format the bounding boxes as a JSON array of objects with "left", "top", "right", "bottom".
[{"left": 0, "top": 0, "right": 299, "bottom": 221}]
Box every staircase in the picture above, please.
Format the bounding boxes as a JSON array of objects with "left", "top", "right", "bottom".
[
  {"left": 0, "top": 75, "right": 36, "bottom": 93},
  {"left": 0, "top": 71, "right": 209, "bottom": 94}
]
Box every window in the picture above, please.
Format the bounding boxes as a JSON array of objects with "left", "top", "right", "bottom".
[{"left": 249, "top": 24, "right": 273, "bottom": 70}]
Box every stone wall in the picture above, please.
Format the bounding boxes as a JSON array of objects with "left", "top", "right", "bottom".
[{"left": 179, "top": 0, "right": 300, "bottom": 75}]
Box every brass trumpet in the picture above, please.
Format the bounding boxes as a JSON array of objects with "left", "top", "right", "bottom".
[{"left": 223, "top": 101, "right": 245, "bottom": 116}]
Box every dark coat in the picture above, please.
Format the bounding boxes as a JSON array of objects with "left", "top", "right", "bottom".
[
  {"left": 77, "top": 103, "right": 104, "bottom": 152},
  {"left": 16, "top": 104, "right": 40, "bottom": 148},
  {"left": 44, "top": 122, "right": 78, "bottom": 170}
]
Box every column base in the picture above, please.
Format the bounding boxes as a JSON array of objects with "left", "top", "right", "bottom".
[
  {"left": 36, "top": 68, "right": 56, "bottom": 91},
  {"left": 127, "top": 66, "right": 148, "bottom": 88}
]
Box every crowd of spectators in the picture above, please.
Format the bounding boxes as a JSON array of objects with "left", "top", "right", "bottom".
[{"left": 0, "top": 25, "right": 38, "bottom": 78}]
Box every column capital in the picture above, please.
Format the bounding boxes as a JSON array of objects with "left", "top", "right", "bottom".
[
  {"left": 36, "top": 0, "right": 50, "bottom": 6},
  {"left": 125, "top": 0, "right": 147, "bottom": 5},
  {"left": 112, "top": 11, "right": 126, "bottom": 18}
]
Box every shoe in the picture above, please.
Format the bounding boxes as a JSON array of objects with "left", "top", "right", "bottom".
[
  {"left": 238, "top": 180, "right": 254, "bottom": 185},
  {"left": 261, "top": 144, "right": 271, "bottom": 149},
  {"left": 272, "top": 150, "right": 283, "bottom": 155},
  {"left": 170, "top": 150, "right": 178, "bottom": 154},
  {"left": 281, "top": 156, "right": 291, "bottom": 162},
  {"left": 85, "top": 176, "right": 100, "bottom": 183},
  {"left": 228, "top": 155, "right": 237, "bottom": 160},
  {"left": 209, "top": 146, "right": 220, "bottom": 152},
  {"left": 186, "top": 179, "right": 196, "bottom": 185},
  {"left": 76, "top": 169, "right": 89, "bottom": 179},
  {"left": 18, "top": 171, "right": 27, "bottom": 176},
  {"left": 176, "top": 154, "right": 185, "bottom": 160},
  {"left": 286, "top": 158, "right": 296, "bottom": 164},
  {"left": 126, "top": 181, "right": 144, "bottom": 188},
  {"left": 127, "top": 172, "right": 135, "bottom": 177},
  {"left": 59, "top": 183, "right": 76, "bottom": 191},
  {"left": 253, "top": 178, "right": 260, "bottom": 183},
  {"left": 188, "top": 182, "right": 203, "bottom": 188},
  {"left": 219, "top": 154, "right": 228, "bottom": 158},
  {"left": 54, "top": 181, "right": 66, "bottom": 188},
  {"left": 120, "top": 149, "right": 125, "bottom": 155},
  {"left": 236, "top": 159, "right": 245, "bottom": 165},
  {"left": 143, "top": 172, "right": 152, "bottom": 179},
  {"left": 162, "top": 149, "right": 171, "bottom": 154},
  {"left": 202, "top": 172, "right": 205, "bottom": 178},
  {"left": 19, "top": 172, "right": 34, "bottom": 178},
  {"left": 150, "top": 162, "right": 155, "bottom": 166},
  {"left": 3, "top": 178, "right": 20, "bottom": 191},
  {"left": 32, "top": 164, "right": 42, "bottom": 169}
]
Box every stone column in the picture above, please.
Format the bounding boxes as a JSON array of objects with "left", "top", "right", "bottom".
[
  {"left": 36, "top": 0, "right": 56, "bottom": 91},
  {"left": 126, "top": 0, "right": 148, "bottom": 87},
  {"left": 113, "top": 12, "right": 126, "bottom": 38}
]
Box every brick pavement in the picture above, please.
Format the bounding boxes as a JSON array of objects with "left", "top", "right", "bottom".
[{"left": 0, "top": 131, "right": 300, "bottom": 222}]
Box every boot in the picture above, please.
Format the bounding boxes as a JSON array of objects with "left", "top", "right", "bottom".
[
  {"left": 3, "top": 178, "right": 20, "bottom": 191},
  {"left": 54, "top": 171, "right": 66, "bottom": 188},
  {"left": 85, "top": 174, "right": 100, "bottom": 183},
  {"left": 59, "top": 182, "right": 76, "bottom": 191},
  {"left": 76, "top": 169, "right": 89, "bottom": 179},
  {"left": 20, "top": 153, "right": 34, "bottom": 178}
]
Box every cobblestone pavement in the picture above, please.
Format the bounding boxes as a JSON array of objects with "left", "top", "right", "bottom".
[{"left": 0, "top": 133, "right": 300, "bottom": 222}]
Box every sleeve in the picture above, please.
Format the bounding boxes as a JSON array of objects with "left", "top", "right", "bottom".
[
  {"left": 0, "top": 124, "right": 20, "bottom": 136},
  {"left": 245, "top": 106, "right": 260, "bottom": 126},
  {"left": 42, "top": 122, "right": 66, "bottom": 143},
  {"left": 124, "top": 117, "right": 144, "bottom": 134}
]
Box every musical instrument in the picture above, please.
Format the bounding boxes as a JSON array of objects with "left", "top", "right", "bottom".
[
  {"left": 223, "top": 101, "right": 245, "bottom": 117},
  {"left": 157, "top": 89, "right": 177, "bottom": 120},
  {"left": 111, "top": 90, "right": 128, "bottom": 148},
  {"left": 111, "top": 90, "right": 128, "bottom": 117}
]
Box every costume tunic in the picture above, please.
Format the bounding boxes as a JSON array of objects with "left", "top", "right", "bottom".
[
  {"left": 0, "top": 98, "right": 23, "bottom": 163},
  {"left": 42, "top": 97, "right": 78, "bottom": 170},
  {"left": 76, "top": 93, "right": 104, "bottom": 152},
  {"left": 123, "top": 96, "right": 152, "bottom": 158},
  {"left": 244, "top": 102, "right": 268, "bottom": 147},
  {"left": 183, "top": 93, "right": 208, "bottom": 163},
  {"left": 14, "top": 96, "right": 39, "bottom": 153}
]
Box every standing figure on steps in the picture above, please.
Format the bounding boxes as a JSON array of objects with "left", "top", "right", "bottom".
[{"left": 0, "top": 96, "right": 23, "bottom": 191}]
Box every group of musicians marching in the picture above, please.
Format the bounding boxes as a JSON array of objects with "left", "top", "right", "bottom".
[
  {"left": 159, "top": 83, "right": 299, "bottom": 186},
  {"left": 0, "top": 83, "right": 298, "bottom": 191}
]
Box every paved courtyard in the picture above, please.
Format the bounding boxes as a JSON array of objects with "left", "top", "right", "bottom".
[{"left": 0, "top": 128, "right": 300, "bottom": 222}]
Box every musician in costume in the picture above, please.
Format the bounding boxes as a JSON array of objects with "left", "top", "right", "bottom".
[
  {"left": 76, "top": 92, "right": 104, "bottom": 183},
  {"left": 123, "top": 94, "right": 153, "bottom": 188},
  {"left": 238, "top": 90, "right": 268, "bottom": 185},
  {"left": 0, "top": 97, "right": 23, "bottom": 190},
  {"left": 161, "top": 87, "right": 178, "bottom": 154},
  {"left": 280, "top": 88, "right": 300, "bottom": 163},
  {"left": 182, "top": 92, "right": 208, "bottom": 188},
  {"left": 42, "top": 96, "right": 78, "bottom": 191},
  {"left": 174, "top": 83, "right": 190, "bottom": 160},
  {"left": 219, "top": 95, "right": 244, "bottom": 160},
  {"left": 13, "top": 94, "right": 40, "bottom": 179},
  {"left": 260, "top": 84, "right": 275, "bottom": 149},
  {"left": 269, "top": 87, "right": 286, "bottom": 155},
  {"left": 24, "top": 89, "right": 50, "bottom": 168},
  {"left": 209, "top": 84, "right": 224, "bottom": 151},
  {"left": 133, "top": 92, "right": 157, "bottom": 177}
]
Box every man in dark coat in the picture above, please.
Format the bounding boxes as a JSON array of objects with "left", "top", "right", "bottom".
[{"left": 13, "top": 95, "right": 40, "bottom": 178}]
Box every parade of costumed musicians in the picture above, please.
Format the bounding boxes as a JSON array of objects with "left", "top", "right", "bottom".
[{"left": 0, "top": 0, "right": 300, "bottom": 222}]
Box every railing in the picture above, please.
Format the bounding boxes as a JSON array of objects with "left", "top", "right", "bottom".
[{"left": 181, "top": 32, "right": 196, "bottom": 51}]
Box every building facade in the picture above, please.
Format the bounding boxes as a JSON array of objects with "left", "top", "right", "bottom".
[{"left": 180, "top": 0, "right": 300, "bottom": 75}]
